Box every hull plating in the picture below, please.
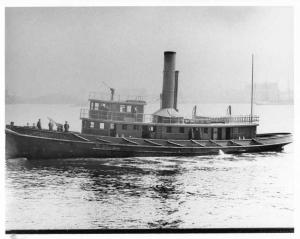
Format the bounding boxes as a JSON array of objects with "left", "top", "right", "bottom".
[{"left": 5, "top": 127, "right": 292, "bottom": 160}]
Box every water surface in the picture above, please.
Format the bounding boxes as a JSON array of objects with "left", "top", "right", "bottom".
[{"left": 5, "top": 103, "right": 294, "bottom": 229}]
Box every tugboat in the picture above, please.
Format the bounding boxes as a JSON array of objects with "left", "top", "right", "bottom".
[{"left": 6, "top": 51, "right": 292, "bottom": 159}]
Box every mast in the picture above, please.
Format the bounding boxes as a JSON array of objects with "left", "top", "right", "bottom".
[{"left": 250, "top": 54, "right": 254, "bottom": 122}]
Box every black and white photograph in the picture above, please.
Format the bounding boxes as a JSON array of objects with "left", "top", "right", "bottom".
[{"left": 3, "top": 2, "right": 297, "bottom": 236}]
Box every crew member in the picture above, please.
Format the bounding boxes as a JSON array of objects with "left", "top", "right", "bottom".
[
  {"left": 64, "top": 121, "right": 70, "bottom": 132},
  {"left": 48, "top": 120, "right": 54, "bottom": 131},
  {"left": 227, "top": 105, "right": 232, "bottom": 116},
  {"left": 37, "top": 119, "right": 42, "bottom": 130}
]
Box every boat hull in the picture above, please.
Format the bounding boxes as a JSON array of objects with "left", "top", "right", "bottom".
[{"left": 5, "top": 126, "right": 292, "bottom": 160}]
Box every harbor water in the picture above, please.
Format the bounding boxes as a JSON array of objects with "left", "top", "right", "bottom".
[{"left": 5, "top": 103, "right": 294, "bottom": 229}]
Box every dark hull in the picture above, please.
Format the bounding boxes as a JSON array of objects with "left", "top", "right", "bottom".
[{"left": 6, "top": 126, "right": 292, "bottom": 160}]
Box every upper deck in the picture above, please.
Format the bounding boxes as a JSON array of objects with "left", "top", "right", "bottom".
[
  {"left": 89, "top": 92, "right": 146, "bottom": 105},
  {"left": 80, "top": 108, "right": 259, "bottom": 127}
]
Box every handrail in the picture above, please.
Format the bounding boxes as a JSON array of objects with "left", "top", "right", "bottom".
[{"left": 89, "top": 92, "right": 145, "bottom": 102}]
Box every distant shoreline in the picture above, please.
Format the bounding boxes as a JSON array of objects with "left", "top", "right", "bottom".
[{"left": 5, "top": 101, "right": 294, "bottom": 105}]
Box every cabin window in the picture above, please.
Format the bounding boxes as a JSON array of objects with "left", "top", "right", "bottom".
[
  {"left": 100, "top": 123, "right": 105, "bottom": 129},
  {"left": 132, "top": 106, "right": 138, "bottom": 113},
  {"left": 133, "top": 125, "right": 140, "bottom": 130},
  {"left": 120, "top": 105, "right": 126, "bottom": 112},
  {"left": 99, "top": 103, "right": 106, "bottom": 110},
  {"left": 90, "top": 122, "right": 95, "bottom": 128},
  {"left": 95, "top": 102, "right": 99, "bottom": 110},
  {"left": 122, "top": 124, "right": 127, "bottom": 130},
  {"left": 179, "top": 127, "right": 185, "bottom": 133},
  {"left": 166, "top": 126, "right": 172, "bottom": 133},
  {"left": 204, "top": 128, "right": 208, "bottom": 134},
  {"left": 91, "top": 102, "right": 95, "bottom": 110},
  {"left": 127, "top": 105, "right": 132, "bottom": 112}
]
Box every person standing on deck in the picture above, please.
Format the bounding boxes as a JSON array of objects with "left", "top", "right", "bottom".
[
  {"left": 48, "top": 120, "right": 54, "bottom": 131},
  {"left": 64, "top": 121, "right": 70, "bottom": 132},
  {"left": 37, "top": 119, "right": 42, "bottom": 130}
]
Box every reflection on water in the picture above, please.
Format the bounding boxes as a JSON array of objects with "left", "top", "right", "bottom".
[{"left": 6, "top": 145, "right": 293, "bottom": 229}]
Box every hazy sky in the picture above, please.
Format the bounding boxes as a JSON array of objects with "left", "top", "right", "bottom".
[{"left": 5, "top": 7, "right": 293, "bottom": 100}]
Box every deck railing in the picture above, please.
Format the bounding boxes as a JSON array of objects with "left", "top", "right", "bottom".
[
  {"left": 191, "top": 115, "right": 259, "bottom": 124},
  {"left": 80, "top": 108, "right": 259, "bottom": 125},
  {"left": 89, "top": 92, "right": 145, "bottom": 102}
]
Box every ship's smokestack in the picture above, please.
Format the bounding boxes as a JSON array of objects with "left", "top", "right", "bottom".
[
  {"left": 161, "top": 51, "right": 176, "bottom": 109},
  {"left": 174, "top": 70, "right": 179, "bottom": 111}
]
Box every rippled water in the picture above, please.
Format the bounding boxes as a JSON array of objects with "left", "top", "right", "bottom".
[
  {"left": 5, "top": 103, "right": 294, "bottom": 229},
  {"left": 6, "top": 147, "right": 293, "bottom": 229}
]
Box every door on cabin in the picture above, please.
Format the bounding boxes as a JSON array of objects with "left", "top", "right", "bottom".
[
  {"left": 217, "top": 128, "right": 222, "bottom": 140},
  {"left": 194, "top": 128, "right": 201, "bottom": 140},
  {"left": 225, "top": 128, "right": 231, "bottom": 140},
  {"left": 110, "top": 123, "right": 116, "bottom": 137},
  {"left": 142, "top": 125, "right": 150, "bottom": 138},
  {"left": 212, "top": 128, "right": 218, "bottom": 140}
]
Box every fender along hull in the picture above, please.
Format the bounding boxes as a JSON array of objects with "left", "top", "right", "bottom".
[{"left": 5, "top": 126, "right": 292, "bottom": 160}]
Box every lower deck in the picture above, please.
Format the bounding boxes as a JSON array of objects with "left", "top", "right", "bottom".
[
  {"left": 5, "top": 125, "right": 292, "bottom": 160},
  {"left": 81, "top": 119, "right": 257, "bottom": 140}
]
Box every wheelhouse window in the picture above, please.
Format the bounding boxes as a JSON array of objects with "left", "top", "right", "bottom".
[
  {"left": 99, "top": 103, "right": 106, "bottom": 110},
  {"left": 132, "top": 106, "right": 138, "bottom": 113},
  {"left": 90, "top": 102, "right": 95, "bottom": 110},
  {"left": 127, "top": 105, "right": 132, "bottom": 113},
  {"left": 100, "top": 123, "right": 105, "bottom": 129},
  {"left": 179, "top": 127, "right": 184, "bottom": 133},
  {"left": 120, "top": 105, "right": 126, "bottom": 112},
  {"left": 122, "top": 124, "right": 127, "bottom": 130},
  {"left": 166, "top": 126, "right": 172, "bottom": 133}
]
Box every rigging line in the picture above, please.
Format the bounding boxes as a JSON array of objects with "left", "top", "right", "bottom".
[{"left": 250, "top": 54, "right": 254, "bottom": 123}]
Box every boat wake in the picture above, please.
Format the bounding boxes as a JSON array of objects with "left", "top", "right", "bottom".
[{"left": 217, "top": 150, "right": 234, "bottom": 159}]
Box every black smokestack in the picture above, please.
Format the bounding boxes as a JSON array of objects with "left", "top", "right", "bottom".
[
  {"left": 161, "top": 51, "right": 176, "bottom": 109},
  {"left": 174, "top": 70, "right": 179, "bottom": 111}
]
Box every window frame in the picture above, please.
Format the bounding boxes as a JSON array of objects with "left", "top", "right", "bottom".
[
  {"left": 90, "top": 121, "right": 95, "bottom": 128},
  {"left": 120, "top": 105, "right": 126, "bottom": 113},
  {"left": 133, "top": 125, "right": 140, "bottom": 130},
  {"left": 166, "top": 126, "right": 172, "bottom": 133}
]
